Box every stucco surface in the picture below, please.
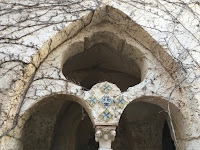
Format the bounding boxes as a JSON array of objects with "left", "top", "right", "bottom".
[{"left": 0, "top": 1, "right": 200, "bottom": 150}]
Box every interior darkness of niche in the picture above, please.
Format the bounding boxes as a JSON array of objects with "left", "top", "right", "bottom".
[
  {"left": 112, "top": 102, "right": 176, "bottom": 150},
  {"left": 162, "top": 121, "right": 176, "bottom": 150},
  {"left": 62, "top": 43, "right": 141, "bottom": 91},
  {"left": 51, "top": 101, "right": 98, "bottom": 150}
]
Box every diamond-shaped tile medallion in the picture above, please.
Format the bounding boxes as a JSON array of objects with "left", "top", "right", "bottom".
[
  {"left": 115, "top": 96, "right": 126, "bottom": 108},
  {"left": 86, "top": 95, "right": 98, "bottom": 107},
  {"left": 100, "top": 94, "right": 113, "bottom": 108},
  {"left": 100, "top": 82, "right": 112, "bottom": 93},
  {"left": 100, "top": 109, "right": 113, "bottom": 122}
]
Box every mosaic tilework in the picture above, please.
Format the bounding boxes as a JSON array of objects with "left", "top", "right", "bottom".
[
  {"left": 100, "top": 109, "right": 113, "bottom": 122},
  {"left": 101, "top": 82, "right": 112, "bottom": 93},
  {"left": 115, "top": 96, "right": 126, "bottom": 108},
  {"left": 85, "top": 82, "right": 127, "bottom": 122},
  {"left": 100, "top": 94, "right": 113, "bottom": 108},
  {"left": 86, "top": 95, "right": 98, "bottom": 107}
]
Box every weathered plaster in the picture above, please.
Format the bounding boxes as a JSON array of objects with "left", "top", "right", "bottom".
[{"left": 0, "top": 1, "right": 200, "bottom": 150}]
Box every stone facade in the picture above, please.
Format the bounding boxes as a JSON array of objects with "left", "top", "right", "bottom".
[{"left": 0, "top": 0, "right": 200, "bottom": 150}]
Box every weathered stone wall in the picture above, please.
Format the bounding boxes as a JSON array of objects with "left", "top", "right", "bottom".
[{"left": 0, "top": 0, "right": 200, "bottom": 150}]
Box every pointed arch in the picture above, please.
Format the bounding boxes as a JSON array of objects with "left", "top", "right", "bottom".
[
  {"left": 9, "top": 5, "right": 178, "bottom": 120},
  {"left": 1, "top": 5, "right": 182, "bottom": 150}
]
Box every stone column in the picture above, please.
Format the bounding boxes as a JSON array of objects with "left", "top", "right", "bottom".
[{"left": 95, "top": 126, "right": 116, "bottom": 150}]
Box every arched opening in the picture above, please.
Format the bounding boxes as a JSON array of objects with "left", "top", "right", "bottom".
[
  {"left": 22, "top": 96, "right": 97, "bottom": 150},
  {"left": 62, "top": 33, "right": 142, "bottom": 92},
  {"left": 112, "top": 102, "right": 176, "bottom": 150}
]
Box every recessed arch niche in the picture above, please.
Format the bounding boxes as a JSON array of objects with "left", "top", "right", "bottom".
[
  {"left": 113, "top": 102, "right": 176, "bottom": 150},
  {"left": 58, "top": 5, "right": 177, "bottom": 92},
  {"left": 21, "top": 95, "right": 96, "bottom": 150},
  {"left": 62, "top": 31, "right": 143, "bottom": 92}
]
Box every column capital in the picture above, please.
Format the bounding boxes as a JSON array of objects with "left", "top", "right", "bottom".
[{"left": 95, "top": 126, "right": 116, "bottom": 150}]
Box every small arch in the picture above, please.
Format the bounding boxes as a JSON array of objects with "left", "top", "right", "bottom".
[
  {"left": 21, "top": 95, "right": 97, "bottom": 150},
  {"left": 21, "top": 92, "right": 95, "bottom": 126},
  {"left": 113, "top": 101, "right": 176, "bottom": 150}
]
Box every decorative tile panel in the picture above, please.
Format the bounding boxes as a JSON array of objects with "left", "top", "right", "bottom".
[
  {"left": 100, "top": 109, "right": 113, "bottom": 122},
  {"left": 100, "top": 82, "right": 112, "bottom": 93},
  {"left": 84, "top": 82, "right": 127, "bottom": 123},
  {"left": 115, "top": 96, "right": 126, "bottom": 108},
  {"left": 100, "top": 94, "right": 113, "bottom": 108},
  {"left": 86, "top": 95, "right": 98, "bottom": 107}
]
